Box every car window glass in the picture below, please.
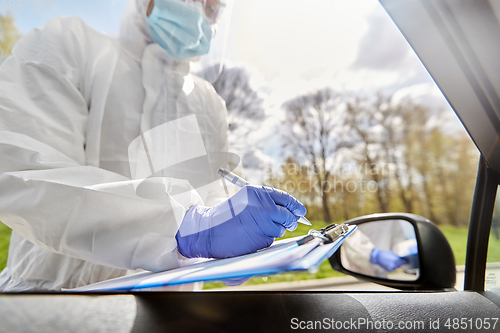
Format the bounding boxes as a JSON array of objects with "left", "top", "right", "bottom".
[
  {"left": 0, "top": 0, "right": 480, "bottom": 292},
  {"left": 485, "top": 191, "right": 500, "bottom": 291}
]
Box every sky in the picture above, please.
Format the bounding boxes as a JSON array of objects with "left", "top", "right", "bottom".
[
  {"left": 3, "top": 0, "right": 450, "bottom": 105},
  {"left": 3, "top": 0, "right": 127, "bottom": 35}
]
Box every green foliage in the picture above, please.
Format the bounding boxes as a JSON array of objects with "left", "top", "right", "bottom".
[
  {"left": 434, "top": 225, "right": 499, "bottom": 266},
  {"left": 439, "top": 226, "right": 468, "bottom": 266},
  {"left": 0, "top": 12, "right": 22, "bottom": 58},
  {"left": 487, "top": 229, "right": 500, "bottom": 263},
  {"left": 0, "top": 222, "right": 12, "bottom": 271}
]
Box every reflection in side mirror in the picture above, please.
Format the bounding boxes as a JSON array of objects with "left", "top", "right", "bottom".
[
  {"left": 329, "top": 213, "right": 456, "bottom": 291},
  {"left": 340, "top": 220, "right": 419, "bottom": 281}
]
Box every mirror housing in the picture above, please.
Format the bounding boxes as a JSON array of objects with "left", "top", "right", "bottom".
[{"left": 329, "top": 213, "right": 456, "bottom": 290}]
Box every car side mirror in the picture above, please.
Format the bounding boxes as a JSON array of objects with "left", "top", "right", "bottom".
[{"left": 329, "top": 213, "right": 456, "bottom": 291}]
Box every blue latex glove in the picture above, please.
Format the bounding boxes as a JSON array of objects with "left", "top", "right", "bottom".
[
  {"left": 176, "top": 185, "right": 307, "bottom": 259},
  {"left": 370, "top": 248, "right": 408, "bottom": 272}
]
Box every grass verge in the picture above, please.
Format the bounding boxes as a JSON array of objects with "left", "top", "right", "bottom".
[{"left": 0, "top": 222, "right": 11, "bottom": 270}]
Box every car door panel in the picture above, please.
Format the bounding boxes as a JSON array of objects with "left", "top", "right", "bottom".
[{"left": 1, "top": 292, "right": 499, "bottom": 332}]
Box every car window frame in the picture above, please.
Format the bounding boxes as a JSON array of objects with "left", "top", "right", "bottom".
[{"left": 464, "top": 155, "right": 500, "bottom": 291}]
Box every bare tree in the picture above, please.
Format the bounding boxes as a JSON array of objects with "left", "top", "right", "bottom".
[
  {"left": 379, "top": 100, "right": 429, "bottom": 214},
  {"left": 347, "top": 94, "right": 478, "bottom": 225},
  {"left": 198, "top": 64, "right": 265, "bottom": 155},
  {"left": 416, "top": 127, "right": 478, "bottom": 226},
  {"left": 346, "top": 95, "right": 391, "bottom": 213},
  {"left": 281, "top": 87, "right": 351, "bottom": 223},
  {"left": 347, "top": 95, "right": 437, "bottom": 214}
]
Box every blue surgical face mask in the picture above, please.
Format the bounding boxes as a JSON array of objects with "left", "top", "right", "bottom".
[{"left": 147, "top": 0, "right": 212, "bottom": 61}]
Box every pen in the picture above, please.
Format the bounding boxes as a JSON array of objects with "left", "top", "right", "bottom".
[{"left": 218, "top": 167, "right": 312, "bottom": 226}]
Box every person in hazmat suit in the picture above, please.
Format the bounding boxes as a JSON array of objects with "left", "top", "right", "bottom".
[
  {"left": 0, "top": 0, "right": 306, "bottom": 291},
  {"left": 340, "top": 220, "right": 416, "bottom": 278}
]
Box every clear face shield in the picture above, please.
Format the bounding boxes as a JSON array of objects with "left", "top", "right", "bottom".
[
  {"left": 188, "top": 0, "right": 234, "bottom": 83},
  {"left": 191, "top": 0, "right": 228, "bottom": 26}
]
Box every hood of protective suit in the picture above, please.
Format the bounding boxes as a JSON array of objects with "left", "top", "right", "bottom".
[{"left": 119, "top": 0, "right": 154, "bottom": 62}]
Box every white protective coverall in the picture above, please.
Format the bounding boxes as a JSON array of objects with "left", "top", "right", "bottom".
[
  {"left": 0, "top": 0, "right": 228, "bottom": 291},
  {"left": 341, "top": 220, "right": 411, "bottom": 277}
]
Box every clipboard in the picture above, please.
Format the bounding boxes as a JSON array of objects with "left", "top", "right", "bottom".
[{"left": 71, "top": 223, "right": 357, "bottom": 292}]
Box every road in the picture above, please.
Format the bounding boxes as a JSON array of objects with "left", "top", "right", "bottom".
[{"left": 208, "top": 266, "right": 466, "bottom": 292}]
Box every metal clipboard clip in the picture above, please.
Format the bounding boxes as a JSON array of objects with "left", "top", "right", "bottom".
[{"left": 305, "top": 223, "right": 350, "bottom": 244}]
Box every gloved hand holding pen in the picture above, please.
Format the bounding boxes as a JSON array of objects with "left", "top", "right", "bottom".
[{"left": 176, "top": 185, "right": 307, "bottom": 259}]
